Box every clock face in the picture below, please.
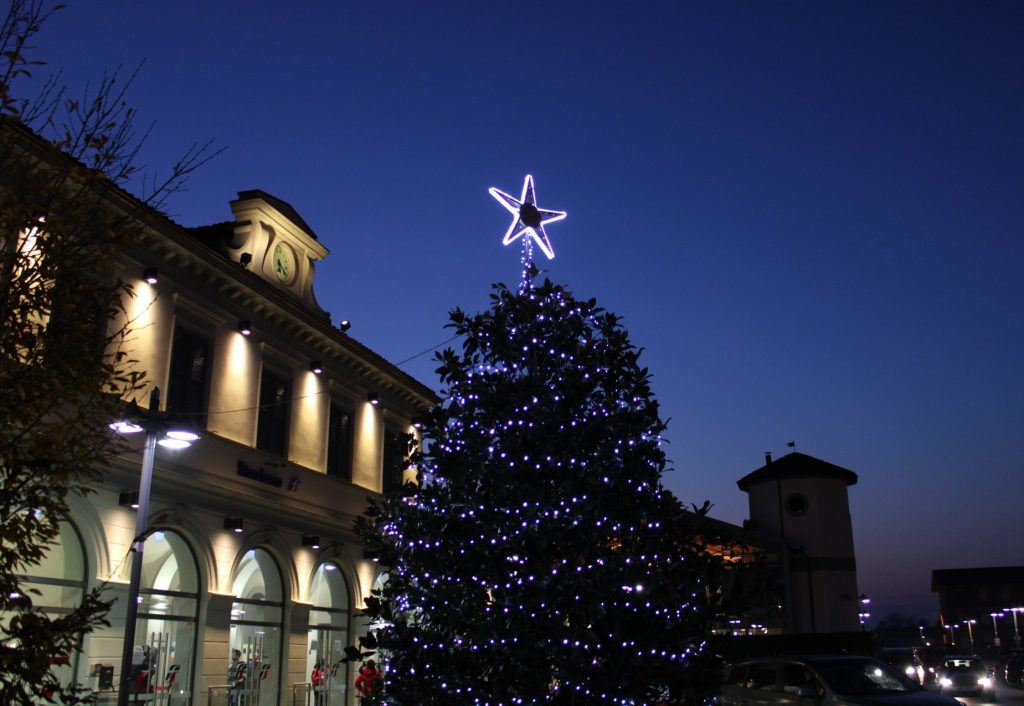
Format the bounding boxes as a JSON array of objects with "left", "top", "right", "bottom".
[{"left": 272, "top": 242, "right": 295, "bottom": 283}]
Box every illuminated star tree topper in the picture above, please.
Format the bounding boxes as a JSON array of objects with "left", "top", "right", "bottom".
[{"left": 489, "top": 174, "right": 566, "bottom": 280}]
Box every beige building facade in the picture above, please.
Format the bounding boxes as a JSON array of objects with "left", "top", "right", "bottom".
[{"left": 19, "top": 168, "right": 435, "bottom": 705}]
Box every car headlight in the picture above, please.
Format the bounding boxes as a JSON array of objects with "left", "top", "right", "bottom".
[
  {"left": 978, "top": 677, "right": 991, "bottom": 687},
  {"left": 940, "top": 677, "right": 952, "bottom": 687},
  {"left": 905, "top": 667, "right": 916, "bottom": 676}
]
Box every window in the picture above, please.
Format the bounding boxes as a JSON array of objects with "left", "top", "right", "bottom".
[
  {"left": 782, "top": 664, "right": 815, "bottom": 694},
  {"left": 231, "top": 549, "right": 284, "bottom": 706},
  {"left": 8, "top": 519, "right": 86, "bottom": 693},
  {"left": 724, "top": 664, "right": 748, "bottom": 687},
  {"left": 746, "top": 663, "right": 778, "bottom": 691},
  {"left": 257, "top": 366, "right": 290, "bottom": 457},
  {"left": 382, "top": 428, "right": 409, "bottom": 493},
  {"left": 132, "top": 530, "right": 200, "bottom": 702},
  {"left": 326, "top": 404, "right": 352, "bottom": 481},
  {"left": 166, "top": 326, "right": 210, "bottom": 423},
  {"left": 784, "top": 493, "right": 809, "bottom": 517},
  {"left": 307, "top": 563, "right": 351, "bottom": 704}
]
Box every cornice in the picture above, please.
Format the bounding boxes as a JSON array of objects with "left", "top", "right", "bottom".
[
  {"left": 131, "top": 223, "right": 437, "bottom": 409},
  {"left": 2, "top": 117, "right": 438, "bottom": 411}
]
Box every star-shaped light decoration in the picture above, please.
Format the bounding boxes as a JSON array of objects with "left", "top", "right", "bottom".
[{"left": 489, "top": 174, "right": 566, "bottom": 260}]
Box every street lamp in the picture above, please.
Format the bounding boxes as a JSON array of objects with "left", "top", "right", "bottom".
[
  {"left": 962, "top": 619, "right": 977, "bottom": 653},
  {"left": 945, "top": 623, "right": 959, "bottom": 647},
  {"left": 1005, "top": 607, "right": 1023, "bottom": 648},
  {"left": 109, "top": 389, "right": 199, "bottom": 706},
  {"left": 858, "top": 612, "right": 871, "bottom": 630},
  {"left": 991, "top": 612, "right": 1004, "bottom": 648},
  {"left": 858, "top": 595, "right": 871, "bottom": 631}
]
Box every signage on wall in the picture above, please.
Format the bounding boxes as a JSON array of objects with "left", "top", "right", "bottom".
[{"left": 236, "top": 461, "right": 300, "bottom": 492}]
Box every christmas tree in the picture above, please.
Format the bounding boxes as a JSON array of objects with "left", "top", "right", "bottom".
[{"left": 356, "top": 266, "right": 723, "bottom": 706}]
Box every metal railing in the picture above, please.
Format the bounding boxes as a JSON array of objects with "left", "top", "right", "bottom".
[{"left": 206, "top": 685, "right": 231, "bottom": 706}]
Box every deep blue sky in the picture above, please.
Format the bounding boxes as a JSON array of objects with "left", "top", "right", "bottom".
[{"left": 24, "top": 1, "right": 1024, "bottom": 624}]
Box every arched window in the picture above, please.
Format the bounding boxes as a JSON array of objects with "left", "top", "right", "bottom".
[
  {"left": 9, "top": 519, "right": 87, "bottom": 692},
  {"left": 231, "top": 548, "right": 284, "bottom": 706},
  {"left": 130, "top": 530, "right": 200, "bottom": 702},
  {"left": 307, "top": 562, "right": 350, "bottom": 706}
]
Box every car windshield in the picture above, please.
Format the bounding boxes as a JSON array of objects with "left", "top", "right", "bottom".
[{"left": 813, "top": 659, "right": 915, "bottom": 696}]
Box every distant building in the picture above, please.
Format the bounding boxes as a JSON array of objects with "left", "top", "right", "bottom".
[
  {"left": 724, "top": 452, "right": 863, "bottom": 635},
  {"left": 932, "top": 566, "right": 1024, "bottom": 653}
]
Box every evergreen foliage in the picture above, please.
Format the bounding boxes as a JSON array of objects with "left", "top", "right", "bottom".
[{"left": 357, "top": 272, "right": 723, "bottom": 706}]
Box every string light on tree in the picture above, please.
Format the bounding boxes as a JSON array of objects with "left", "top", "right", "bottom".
[{"left": 348, "top": 181, "right": 723, "bottom": 706}]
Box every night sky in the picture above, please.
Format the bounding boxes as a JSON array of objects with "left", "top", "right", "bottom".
[{"left": 22, "top": 1, "right": 1024, "bottom": 624}]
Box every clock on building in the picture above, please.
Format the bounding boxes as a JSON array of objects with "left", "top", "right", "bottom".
[{"left": 272, "top": 242, "right": 296, "bottom": 283}]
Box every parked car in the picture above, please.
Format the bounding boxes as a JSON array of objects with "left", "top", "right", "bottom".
[
  {"left": 918, "top": 647, "right": 949, "bottom": 686},
  {"left": 720, "top": 655, "right": 963, "bottom": 706},
  {"left": 993, "top": 651, "right": 1024, "bottom": 686},
  {"left": 878, "top": 647, "right": 926, "bottom": 685},
  {"left": 936, "top": 655, "right": 995, "bottom": 700},
  {"left": 998, "top": 654, "right": 1024, "bottom": 687}
]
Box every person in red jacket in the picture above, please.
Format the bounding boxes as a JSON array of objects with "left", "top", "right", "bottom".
[
  {"left": 355, "top": 659, "right": 382, "bottom": 699},
  {"left": 310, "top": 662, "right": 326, "bottom": 706}
]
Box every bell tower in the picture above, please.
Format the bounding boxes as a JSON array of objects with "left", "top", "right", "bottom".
[{"left": 737, "top": 451, "right": 861, "bottom": 633}]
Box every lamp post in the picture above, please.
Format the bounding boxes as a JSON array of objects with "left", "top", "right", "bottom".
[
  {"left": 945, "top": 623, "right": 958, "bottom": 647},
  {"left": 110, "top": 389, "right": 198, "bottom": 706},
  {"left": 1006, "top": 607, "right": 1023, "bottom": 648},
  {"left": 962, "top": 619, "right": 977, "bottom": 654},
  {"left": 859, "top": 594, "right": 871, "bottom": 632},
  {"left": 991, "top": 612, "right": 1004, "bottom": 648}
]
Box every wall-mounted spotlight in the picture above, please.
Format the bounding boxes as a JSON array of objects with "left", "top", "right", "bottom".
[
  {"left": 302, "top": 535, "right": 321, "bottom": 549},
  {"left": 239, "top": 252, "right": 252, "bottom": 268},
  {"left": 367, "top": 392, "right": 379, "bottom": 406},
  {"left": 338, "top": 320, "right": 351, "bottom": 332},
  {"left": 238, "top": 320, "right": 252, "bottom": 336},
  {"left": 311, "top": 360, "right": 323, "bottom": 375},
  {"left": 412, "top": 417, "right": 425, "bottom": 430},
  {"left": 143, "top": 267, "right": 159, "bottom": 284},
  {"left": 223, "top": 517, "right": 244, "bottom": 533},
  {"left": 119, "top": 491, "right": 140, "bottom": 509}
]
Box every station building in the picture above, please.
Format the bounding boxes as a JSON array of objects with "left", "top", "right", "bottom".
[{"left": 6, "top": 122, "right": 436, "bottom": 705}]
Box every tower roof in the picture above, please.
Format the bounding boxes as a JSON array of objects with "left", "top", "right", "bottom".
[
  {"left": 233, "top": 189, "right": 319, "bottom": 240},
  {"left": 736, "top": 451, "right": 858, "bottom": 492}
]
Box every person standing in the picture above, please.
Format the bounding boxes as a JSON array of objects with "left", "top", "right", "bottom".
[
  {"left": 311, "top": 662, "right": 326, "bottom": 706},
  {"left": 355, "top": 659, "right": 381, "bottom": 701},
  {"left": 227, "top": 649, "right": 245, "bottom": 706}
]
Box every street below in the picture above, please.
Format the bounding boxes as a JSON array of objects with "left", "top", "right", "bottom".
[{"left": 946, "top": 683, "right": 1024, "bottom": 706}]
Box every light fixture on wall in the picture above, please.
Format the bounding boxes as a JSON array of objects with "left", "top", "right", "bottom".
[
  {"left": 239, "top": 252, "right": 252, "bottom": 268},
  {"left": 412, "top": 417, "right": 425, "bottom": 429},
  {"left": 367, "top": 392, "right": 379, "bottom": 406},
  {"left": 238, "top": 320, "right": 252, "bottom": 336},
  {"left": 143, "top": 267, "right": 159, "bottom": 284},
  {"left": 302, "top": 535, "right": 321, "bottom": 549},
  {"left": 118, "top": 491, "right": 140, "bottom": 509},
  {"left": 338, "top": 320, "right": 352, "bottom": 332},
  {"left": 224, "top": 517, "right": 244, "bottom": 533},
  {"left": 310, "top": 360, "right": 323, "bottom": 375}
]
